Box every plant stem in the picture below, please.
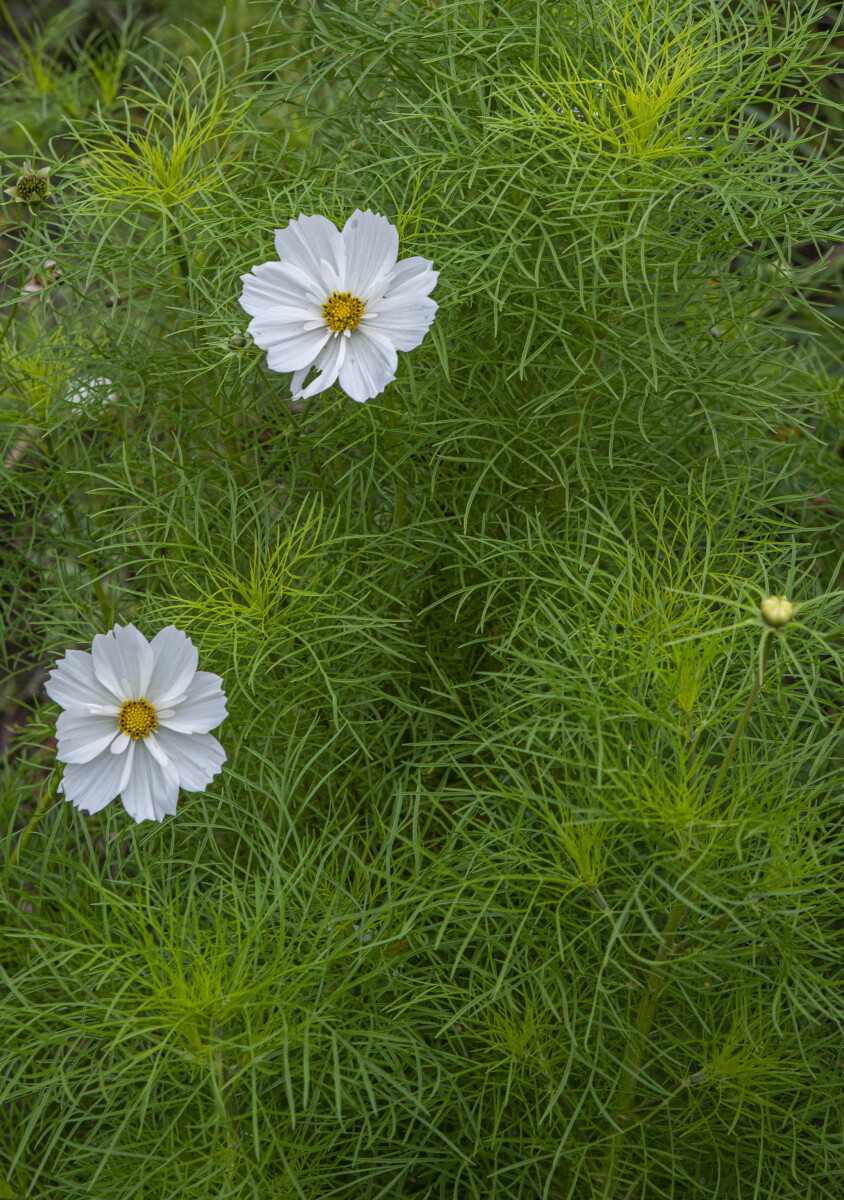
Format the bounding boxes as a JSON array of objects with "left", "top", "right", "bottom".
[
  {"left": 708, "top": 630, "right": 774, "bottom": 806},
  {"left": 63, "top": 501, "right": 113, "bottom": 628},
  {"left": 213, "top": 1022, "right": 242, "bottom": 1154},
  {"left": 596, "top": 629, "right": 775, "bottom": 1193},
  {"left": 41, "top": 432, "right": 112, "bottom": 627},
  {"left": 0, "top": 0, "right": 40, "bottom": 74},
  {"left": 587, "top": 885, "right": 639, "bottom": 963},
  {"left": 168, "top": 212, "right": 191, "bottom": 290},
  {"left": 7, "top": 769, "right": 62, "bottom": 872},
  {"left": 0, "top": 263, "right": 25, "bottom": 343},
  {"left": 0, "top": 205, "right": 33, "bottom": 344},
  {"left": 599, "top": 893, "right": 687, "bottom": 1188},
  {"left": 383, "top": 391, "right": 406, "bottom": 531},
  {"left": 257, "top": 363, "right": 298, "bottom": 432}
]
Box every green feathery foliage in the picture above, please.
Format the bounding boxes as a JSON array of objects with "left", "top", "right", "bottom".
[{"left": 1, "top": 0, "right": 844, "bottom": 1197}]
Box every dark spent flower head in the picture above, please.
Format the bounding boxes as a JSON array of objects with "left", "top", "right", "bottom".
[{"left": 5, "top": 162, "right": 52, "bottom": 206}]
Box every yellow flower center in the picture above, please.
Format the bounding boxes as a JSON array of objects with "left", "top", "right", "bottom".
[
  {"left": 118, "top": 698, "right": 158, "bottom": 739},
  {"left": 322, "top": 291, "right": 364, "bottom": 333}
]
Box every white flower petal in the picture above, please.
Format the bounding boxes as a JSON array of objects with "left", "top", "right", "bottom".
[
  {"left": 153, "top": 728, "right": 227, "bottom": 792},
  {"left": 147, "top": 626, "right": 199, "bottom": 707},
  {"left": 60, "top": 751, "right": 129, "bottom": 815},
  {"left": 297, "top": 335, "right": 345, "bottom": 400},
  {"left": 290, "top": 367, "right": 309, "bottom": 397},
  {"left": 273, "top": 215, "right": 346, "bottom": 292},
  {"left": 266, "top": 334, "right": 332, "bottom": 374},
  {"left": 338, "top": 330, "right": 397, "bottom": 402},
  {"left": 45, "top": 649, "right": 116, "bottom": 710},
  {"left": 239, "top": 260, "right": 322, "bottom": 317},
  {"left": 119, "top": 742, "right": 179, "bottom": 823},
  {"left": 319, "top": 257, "right": 344, "bottom": 294},
  {"left": 157, "top": 671, "right": 228, "bottom": 734},
  {"left": 244, "top": 211, "right": 437, "bottom": 404},
  {"left": 357, "top": 324, "right": 400, "bottom": 370},
  {"left": 49, "top": 623, "right": 228, "bottom": 824},
  {"left": 383, "top": 256, "right": 439, "bottom": 300},
  {"left": 341, "top": 210, "right": 399, "bottom": 299},
  {"left": 143, "top": 730, "right": 172, "bottom": 771},
  {"left": 67, "top": 377, "right": 115, "bottom": 407},
  {"left": 364, "top": 292, "right": 438, "bottom": 351},
  {"left": 117, "top": 740, "right": 136, "bottom": 793},
  {"left": 55, "top": 710, "right": 119, "bottom": 764},
  {"left": 91, "top": 624, "right": 153, "bottom": 700},
  {"left": 110, "top": 732, "right": 131, "bottom": 755},
  {"left": 249, "top": 302, "right": 323, "bottom": 328},
  {"left": 246, "top": 311, "right": 331, "bottom": 373}
]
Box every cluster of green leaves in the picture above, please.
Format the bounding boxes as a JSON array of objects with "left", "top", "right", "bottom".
[{"left": 1, "top": 0, "right": 844, "bottom": 1197}]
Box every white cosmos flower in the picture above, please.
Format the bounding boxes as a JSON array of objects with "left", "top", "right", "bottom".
[
  {"left": 66, "top": 377, "right": 118, "bottom": 406},
  {"left": 239, "top": 209, "right": 438, "bottom": 403},
  {"left": 45, "top": 624, "right": 227, "bottom": 823}
]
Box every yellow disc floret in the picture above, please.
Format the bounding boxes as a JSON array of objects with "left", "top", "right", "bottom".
[
  {"left": 118, "top": 698, "right": 158, "bottom": 739},
  {"left": 322, "top": 291, "right": 364, "bottom": 333}
]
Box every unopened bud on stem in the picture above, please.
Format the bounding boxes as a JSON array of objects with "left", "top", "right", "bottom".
[{"left": 760, "top": 594, "right": 794, "bottom": 628}]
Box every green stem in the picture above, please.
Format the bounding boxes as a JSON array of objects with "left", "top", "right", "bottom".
[
  {"left": 167, "top": 220, "right": 246, "bottom": 486},
  {"left": 599, "top": 894, "right": 687, "bottom": 1187},
  {"left": 168, "top": 212, "right": 190, "bottom": 290},
  {"left": 0, "top": 206, "right": 33, "bottom": 344},
  {"left": 587, "top": 886, "right": 640, "bottom": 964},
  {"left": 596, "top": 630, "right": 775, "bottom": 1192},
  {"left": 213, "top": 1024, "right": 242, "bottom": 1154},
  {"left": 7, "top": 769, "right": 62, "bottom": 872},
  {"left": 383, "top": 391, "right": 406, "bottom": 531},
  {"left": 62, "top": 492, "right": 112, "bottom": 629},
  {"left": 0, "top": 0, "right": 40, "bottom": 73},
  {"left": 0, "top": 266, "right": 25, "bottom": 343},
  {"left": 257, "top": 363, "right": 299, "bottom": 432},
  {"left": 41, "top": 433, "right": 112, "bottom": 627},
  {"left": 708, "top": 630, "right": 774, "bottom": 805}
]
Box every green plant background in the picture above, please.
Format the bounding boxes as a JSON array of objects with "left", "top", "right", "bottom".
[{"left": 1, "top": 1, "right": 844, "bottom": 1197}]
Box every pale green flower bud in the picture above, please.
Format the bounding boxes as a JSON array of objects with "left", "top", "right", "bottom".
[{"left": 760, "top": 594, "right": 794, "bottom": 628}]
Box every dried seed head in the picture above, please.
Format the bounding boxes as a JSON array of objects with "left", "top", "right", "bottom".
[{"left": 5, "top": 163, "right": 52, "bottom": 207}]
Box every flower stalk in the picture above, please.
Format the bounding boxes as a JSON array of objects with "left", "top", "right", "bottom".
[
  {"left": 598, "top": 892, "right": 687, "bottom": 1186},
  {"left": 597, "top": 624, "right": 777, "bottom": 1191},
  {"left": 61, "top": 494, "right": 113, "bottom": 630},
  {"left": 383, "top": 389, "right": 407, "bottom": 531},
  {"left": 42, "top": 432, "right": 113, "bottom": 629},
  {"left": 6, "top": 768, "right": 63, "bottom": 873},
  {"left": 708, "top": 629, "right": 774, "bottom": 807},
  {"left": 0, "top": 204, "right": 34, "bottom": 344}
]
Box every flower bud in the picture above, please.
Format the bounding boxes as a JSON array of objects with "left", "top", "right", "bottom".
[{"left": 760, "top": 594, "right": 794, "bottom": 628}]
